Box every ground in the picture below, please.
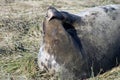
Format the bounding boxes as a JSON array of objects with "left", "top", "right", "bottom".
[{"left": 0, "top": 0, "right": 120, "bottom": 80}]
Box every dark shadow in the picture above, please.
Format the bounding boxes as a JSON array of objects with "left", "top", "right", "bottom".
[
  {"left": 62, "top": 22, "right": 86, "bottom": 58},
  {"left": 62, "top": 22, "right": 90, "bottom": 78}
]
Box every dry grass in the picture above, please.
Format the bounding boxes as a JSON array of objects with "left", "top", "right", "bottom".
[{"left": 0, "top": 0, "right": 120, "bottom": 80}]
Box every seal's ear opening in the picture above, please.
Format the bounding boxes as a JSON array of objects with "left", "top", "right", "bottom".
[{"left": 46, "top": 6, "right": 64, "bottom": 21}]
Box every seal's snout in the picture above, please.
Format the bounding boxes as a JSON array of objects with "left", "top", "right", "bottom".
[{"left": 46, "top": 6, "right": 64, "bottom": 21}]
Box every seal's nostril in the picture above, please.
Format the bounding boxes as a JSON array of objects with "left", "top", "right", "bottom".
[
  {"left": 45, "top": 14, "right": 48, "bottom": 18},
  {"left": 46, "top": 9, "right": 55, "bottom": 21},
  {"left": 46, "top": 6, "right": 64, "bottom": 21}
]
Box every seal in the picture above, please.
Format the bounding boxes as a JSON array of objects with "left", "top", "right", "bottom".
[
  {"left": 38, "top": 5, "right": 120, "bottom": 79},
  {"left": 38, "top": 7, "right": 89, "bottom": 80}
]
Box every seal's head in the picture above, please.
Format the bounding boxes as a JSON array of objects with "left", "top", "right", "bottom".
[{"left": 38, "top": 7, "right": 89, "bottom": 79}]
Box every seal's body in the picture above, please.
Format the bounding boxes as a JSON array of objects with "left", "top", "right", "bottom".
[{"left": 38, "top": 5, "right": 120, "bottom": 79}]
